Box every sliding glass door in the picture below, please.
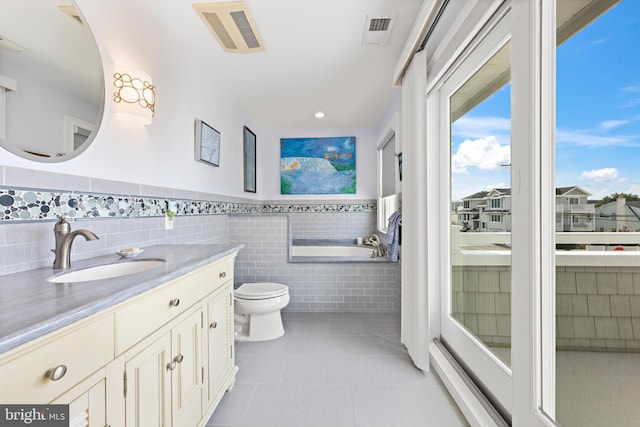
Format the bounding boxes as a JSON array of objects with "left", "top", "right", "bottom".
[
  {"left": 438, "top": 13, "right": 513, "bottom": 415},
  {"left": 426, "top": 0, "right": 640, "bottom": 424}
]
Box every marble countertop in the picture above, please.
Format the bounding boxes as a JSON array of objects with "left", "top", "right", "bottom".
[{"left": 0, "top": 243, "right": 244, "bottom": 355}]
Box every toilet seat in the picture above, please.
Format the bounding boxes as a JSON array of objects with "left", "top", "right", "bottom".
[{"left": 235, "top": 282, "right": 289, "bottom": 300}]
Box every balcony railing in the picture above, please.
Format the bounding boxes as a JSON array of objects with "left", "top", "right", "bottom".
[
  {"left": 556, "top": 204, "right": 595, "bottom": 213},
  {"left": 452, "top": 227, "right": 640, "bottom": 267}
]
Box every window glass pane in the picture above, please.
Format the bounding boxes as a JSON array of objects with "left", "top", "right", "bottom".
[
  {"left": 450, "top": 43, "right": 511, "bottom": 367},
  {"left": 381, "top": 135, "right": 396, "bottom": 197},
  {"left": 555, "top": 1, "right": 640, "bottom": 425}
]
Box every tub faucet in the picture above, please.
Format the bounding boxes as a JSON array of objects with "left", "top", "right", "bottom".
[
  {"left": 52, "top": 216, "right": 99, "bottom": 269},
  {"left": 365, "top": 234, "right": 385, "bottom": 257}
]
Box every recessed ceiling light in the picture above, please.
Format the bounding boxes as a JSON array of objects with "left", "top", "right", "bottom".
[{"left": 314, "top": 112, "right": 326, "bottom": 119}]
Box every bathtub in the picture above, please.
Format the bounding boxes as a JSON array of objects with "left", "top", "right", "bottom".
[
  {"left": 291, "top": 245, "right": 375, "bottom": 257},
  {"left": 288, "top": 239, "right": 390, "bottom": 263}
]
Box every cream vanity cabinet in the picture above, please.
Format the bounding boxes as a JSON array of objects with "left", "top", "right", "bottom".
[
  {"left": 0, "top": 251, "right": 238, "bottom": 427},
  {"left": 0, "top": 313, "right": 117, "bottom": 425},
  {"left": 123, "top": 306, "right": 203, "bottom": 427},
  {"left": 203, "top": 284, "right": 234, "bottom": 412}
]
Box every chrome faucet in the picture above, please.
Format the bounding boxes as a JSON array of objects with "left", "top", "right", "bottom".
[
  {"left": 52, "top": 216, "right": 99, "bottom": 269},
  {"left": 364, "top": 233, "right": 385, "bottom": 257}
]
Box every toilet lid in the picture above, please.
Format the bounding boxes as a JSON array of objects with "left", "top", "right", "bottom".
[{"left": 235, "top": 282, "right": 289, "bottom": 300}]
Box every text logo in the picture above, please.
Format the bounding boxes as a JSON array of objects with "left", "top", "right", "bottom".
[{"left": 0, "top": 405, "right": 68, "bottom": 426}]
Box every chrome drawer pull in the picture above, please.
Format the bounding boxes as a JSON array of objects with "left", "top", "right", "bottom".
[
  {"left": 166, "top": 361, "right": 177, "bottom": 371},
  {"left": 169, "top": 298, "right": 180, "bottom": 307},
  {"left": 210, "top": 321, "right": 218, "bottom": 329},
  {"left": 174, "top": 354, "right": 184, "bottom": 364},
  {"left": 219, "top": 271, "right": 226, "bottom": 278},
  {"left": 45, "top": 365, "right": 67, "bottom": 381}
]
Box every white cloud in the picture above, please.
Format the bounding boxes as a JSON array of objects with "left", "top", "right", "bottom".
[
  {"left": 556, "top": 129, "right": 631, "bottom": 147},
  {"left": 600, "top": 120, "right": 629, "bottom": 130},
  {"left": 452, "top": 116, "right": 511, "bottom": 141},
  {"left": 486, "top": 182, "right": 507, "bottom": 190},
  {"left": 580, "top": 168, "right": 619, "bottom": 182},
  {"left": 452, "top": 136, "right": 510, "bottom": 173}
]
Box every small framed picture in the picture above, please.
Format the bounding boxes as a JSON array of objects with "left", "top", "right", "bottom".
[
  {"left": 195, "top": 119, "right": 220, "bottom": 167},
  {"left": 243, "top": 126, "right": 256, "bottom": 193}
]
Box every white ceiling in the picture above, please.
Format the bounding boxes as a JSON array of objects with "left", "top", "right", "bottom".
[
  {"left": 188, "top": 0, "right": 424, "bottom": 129},
  {"left": 0, "top": 0, "right": 424, "bottom": 130}
]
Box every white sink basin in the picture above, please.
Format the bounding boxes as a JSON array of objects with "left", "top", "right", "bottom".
[{"left": 48, "top": 259, "right": 166, "bottom": 283}]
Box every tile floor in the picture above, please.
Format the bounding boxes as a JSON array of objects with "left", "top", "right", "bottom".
[{"left": 207, "top": 312, "right": 469, "bottom": 427}]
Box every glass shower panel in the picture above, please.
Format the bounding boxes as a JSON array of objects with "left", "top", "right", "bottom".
[{"left": 450, "top": 43, "right": 512, "bottom": 367}]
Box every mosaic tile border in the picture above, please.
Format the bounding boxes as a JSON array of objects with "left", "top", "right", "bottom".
[{"left": 0, "top": 187, "right": 376, "bottom": 222}]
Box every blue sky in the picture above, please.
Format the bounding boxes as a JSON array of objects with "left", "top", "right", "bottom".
[{"left": 451, "top": 0, "right": 640, "bottom": 201}]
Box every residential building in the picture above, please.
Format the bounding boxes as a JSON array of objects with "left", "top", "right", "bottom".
[
  {"left": 458, "top": 186, "right": 594, "bottom": 232},
  {"left": 595, "top": 197, "right": 640, "bottom": 232}
]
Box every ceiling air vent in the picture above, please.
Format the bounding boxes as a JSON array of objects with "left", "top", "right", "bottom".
[
  {"left": 194, "top": 1, "right": 265, "bottom": 53},
  {"left": 362, "top": 14, "right": 396, "bottom": 46}
]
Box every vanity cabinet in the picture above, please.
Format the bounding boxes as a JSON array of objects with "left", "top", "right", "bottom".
[
  {"left": 124, "top": 306, "right": 202, "bottom": 427},
  {"left": 0, "top": 250, "right": 239, "bottom": 427},
  {"left": 52, "top": 357, "right": 125, "bottom": 427},
  {"left": 0, "top": 313, "right": 114, "bottom": 405},
  {"left": 203, "top": 285, "right": 235, "bottom": 413}
]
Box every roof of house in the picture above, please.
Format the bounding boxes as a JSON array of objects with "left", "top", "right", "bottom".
[
  {"left": 463, "top": 186, "right": 589, "bottom": 200},
  {"left": 556, "top": 186, "right": 591, "bottom": 196},
  {"left": 463, "top": 191, "right": 489, "bottom": 200},
  {"left": 489, "top": 188, "right": 511, "bottom": 196}
]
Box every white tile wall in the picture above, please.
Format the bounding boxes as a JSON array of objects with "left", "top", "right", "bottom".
[
  {"left": 290, "top": 212, "right": 375, "bottom": 240},
  {"left": 229, "top": 215, "right": 399, "bottom": 312}
]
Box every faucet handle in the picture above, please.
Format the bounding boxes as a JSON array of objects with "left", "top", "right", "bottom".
[{"left": 54, "top": 216, "right": 71, "bottom": 233}]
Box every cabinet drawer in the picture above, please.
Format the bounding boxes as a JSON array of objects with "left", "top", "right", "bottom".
[
  {"left": 0, "top": 314, "right": 114, "bottom": 404},
  {"left": 207, "top": 255, "right": 234, "bottom": 294},
  {"left": 116, "top": 274, "right": 201, "bottom": 354},
  {"left": 115, "top": 255, "right": 235, "bottom": 355}
]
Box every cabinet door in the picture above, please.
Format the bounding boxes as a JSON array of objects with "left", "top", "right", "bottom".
[
  {"left": 204, "top": 286, "right": 233, "bottom": 410},
  {"left": 53, "top": 369, "right": 108, "bottom": 427},
  {"left": 67, "top": 379, "right": 106, "bottom": 427},
  {"left": 171, "top": 309, "right": 202, "bottom": 427},
  {"left": 125, "top": 332, "right": 172, "bottom": 427}
]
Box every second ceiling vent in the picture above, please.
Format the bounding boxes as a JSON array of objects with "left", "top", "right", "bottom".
[
  {"left": 194, "top": 1, "right": 265, "bottom": 53},
  {"left": 361, "top": 14, "right": 396, "bottom": 46}
]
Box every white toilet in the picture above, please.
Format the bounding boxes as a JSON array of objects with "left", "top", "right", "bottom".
[{"left": 234, "top": 282, "right": 290, "bottom": 342}]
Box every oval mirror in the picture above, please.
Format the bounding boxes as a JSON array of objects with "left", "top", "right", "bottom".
[{"left": 0, "top": 0, "right": 104, "bottom": 162}]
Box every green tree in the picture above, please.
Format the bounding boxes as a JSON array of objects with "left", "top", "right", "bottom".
[{"left": 594, "top": 192, "right": 640, "bottom": 207}]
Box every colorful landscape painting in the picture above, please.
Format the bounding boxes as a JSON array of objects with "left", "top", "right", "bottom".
[{"left": 280, "top": 136, "right": 356, "bottom": 194}]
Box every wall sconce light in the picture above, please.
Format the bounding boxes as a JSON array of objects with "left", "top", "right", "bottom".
[{"left": 113, "top": 71, "right": 155, "bottom": 124}]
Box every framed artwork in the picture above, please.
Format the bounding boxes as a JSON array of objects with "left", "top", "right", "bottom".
[
  {"left": 194, "top": 119, "right": 220, "bottom": 166},
  {"left": 280, "top": 136, "right": 356, "bottom": 195},
  {"left": 243, "top": 126, "right": 256, "bottom": 193}
]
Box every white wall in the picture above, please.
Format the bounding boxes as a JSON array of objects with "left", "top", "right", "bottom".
[
  {"left": 0, "top": 0, "right": 386, "bottom": 200},
  {"left": 0, "top": 0, "right": 261, "bottom": 198}
]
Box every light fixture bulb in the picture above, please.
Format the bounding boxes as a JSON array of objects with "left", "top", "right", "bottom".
[{"left": 314, "top": 111, "right": 326, "bottom": 119}]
